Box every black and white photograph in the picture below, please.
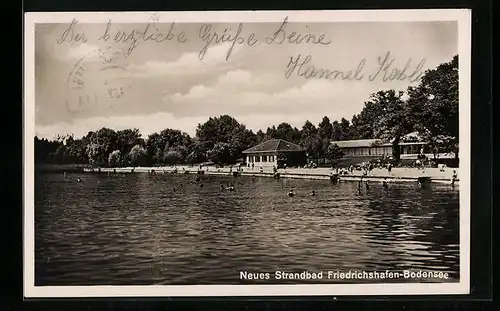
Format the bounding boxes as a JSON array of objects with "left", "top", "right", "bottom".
[{"left": 24, "top": 10, "right": 471, "bottom": 297}]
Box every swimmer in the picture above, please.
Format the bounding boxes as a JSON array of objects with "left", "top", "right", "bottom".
[
  {"left": 172, "top": 187, "right": 176, "bottom": 192},
  {"left": 451, "top": 170, "right": 458, "bottom": 187},
  {"left": 220, "top": 184, "right": 225, "bottom": 191},
  {"left": 252, "top": 175, "right": 256, "bottom": 182},
  {"left": 76, "top": 178, "right": 82, "bottom": 183},
  {"left": 198, "top": 182, "right": 204, "bottom": 188},
  {"left": 382, "top": 178, "right": 388, "bottom": 189},
  {"left": 309, "top": 190, "right": 316, "bottom": 196},
  {"left": 287, "top": 188, "right": 295, "bottom": 197}
]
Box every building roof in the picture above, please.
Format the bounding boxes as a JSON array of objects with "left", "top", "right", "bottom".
[
  {"left": 331, "top": 139, "right": 387, "bottom": 148},
  {"left": 331, "top": 132, "right": 427, "bottom": 148},
  {"left": 243, "top": 139, "right": 305, "bottom": 154}
]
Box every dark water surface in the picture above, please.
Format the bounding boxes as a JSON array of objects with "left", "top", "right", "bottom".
[{"left": 35, "top": 172, "right": 459, "bottom": 285}]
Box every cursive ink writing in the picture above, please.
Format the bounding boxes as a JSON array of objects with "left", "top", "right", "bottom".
[
  {"left": 198, "top": 23, "right": 258, "bottom": 61},
  {"left": 98, "top": 21, "right": 187, "bottom": 55},
  {"left": 285, "top": 52, "right": 426, "bottom": 83},
  {"left": 57, "top": 19, "right": 88, "bottom": 44},
  {"left": 369, "top": 51, "right": 426, "bottom": 83},
  {"left": 285, "top": 54, "right": 365, "bottom": 81},
  {"left": 266, "top": 17, "right": 332, "bottom": 45}
]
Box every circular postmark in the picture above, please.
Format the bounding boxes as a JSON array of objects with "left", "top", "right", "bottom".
[{"left": 65, "top": 46, "right": 132, "bottom": 114}]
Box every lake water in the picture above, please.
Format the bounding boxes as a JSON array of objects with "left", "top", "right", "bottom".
[{"left": 34, "top": 172, "right": 459, "bottom": 285}]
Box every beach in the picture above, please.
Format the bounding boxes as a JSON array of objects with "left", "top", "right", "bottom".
[{"left": 82, "top": 165, "right": 459, "bottom": 184}]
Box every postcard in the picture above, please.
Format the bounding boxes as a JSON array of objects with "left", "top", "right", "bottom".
[{"left": 24, "top": 9, "right": 471, "bottom": 297}]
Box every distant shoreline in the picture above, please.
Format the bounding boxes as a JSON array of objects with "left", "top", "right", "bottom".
[{"left": 75, "top": 165, "right": 458, "bottom": 185}]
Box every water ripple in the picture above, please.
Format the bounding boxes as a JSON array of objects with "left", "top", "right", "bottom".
[{"left": 35, "top": 173, "right": 460, "bottom": 285}]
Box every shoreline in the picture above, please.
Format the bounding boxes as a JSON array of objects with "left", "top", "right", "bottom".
[{"left": 81, "top": 166, "right": 459, "bottom": 185}]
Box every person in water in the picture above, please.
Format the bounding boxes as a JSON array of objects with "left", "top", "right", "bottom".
[
  {"left": 417, "top": 179, "right": 426, "bottom": 188},
  {"left": 76, "top": 178, "right": 82, "bottom": 183},
  {"left": 451, "top": 170, "right": 458, "bottom": 187},
  {"left": 382, "top": 178, "right": 388, "bottom": 189},
  {"left": 172, "top": 187, "right": 176, "bottom": 192},
  {"left": 287, "top": 188, "right": 295, "bottom": 197},
  {"left": 220, "top": 184, "right": 225, "bottom": 191},
  {"left": 309, "top": 190, "right": 316, "bottom": 196}
]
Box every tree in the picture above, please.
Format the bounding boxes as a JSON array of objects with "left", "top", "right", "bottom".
[
  {"left": 116, "top": 129, "right": 142, "bottom": 156},
  {"left": 272, "top": 122, "right": 301, "bottom": 144},
  {"left": 128, "top": 144, "right": 147, "bottom": 167},
  {"left": 255, "top": 130, "right": 266, "bottom": 144},
  {"left": 350, "top": 101, "right": 382, "bottom": 139},
  {"left": 330, "top": 119, "right": 352, "bottom": 141},
  {"left": 318, "top": 116, "right": 333, "bottom": 139},
  {"left": 196, "top": 115, "right": 256, "bottom": 164},
  {"left": 185, "top": 140, "right": 206, "bottom": 164},
  {"left": 207, "top": 142, "right": 231, "bottom": 165},
  {"left": 163, "top": 148, "right": 183, "bottom": 165},
  {"left": 86, "top": 142, "right": 102, "bottom": 167},
  {"left": 407, "top": 55, "right": 459, "bottom": 160},
  {"left": 368, "top": 90, "right": 415, "bottom": 161},
  {"left": 86, "top": 128, "right": 119, "bottom": 167},
  {"left": 325, "top": 143, "right": 345, "bottom": 167},
  {"left": 66, "top": 138, "right": 88, "bottom": 163},
  {"left": 108, "top": 150, "right": 122, "bottom": 167},
  {"left": 300, "top": 120, "right": 318, "bottom": 155}
]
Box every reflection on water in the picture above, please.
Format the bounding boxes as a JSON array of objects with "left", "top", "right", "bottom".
[{"left": 34, "top": 172, "right": 459, "bottom": 285}]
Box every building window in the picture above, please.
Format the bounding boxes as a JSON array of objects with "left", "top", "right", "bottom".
[
  {"left": 262, "top": 155, "right": 267, "bottom": 162},
  {"left": 255, "top": 155, "right": 260, "bottom": 162}
]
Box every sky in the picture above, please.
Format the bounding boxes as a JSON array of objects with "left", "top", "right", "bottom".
[{"left": 34, "top": 20, "right": 457, "bottom": 140}]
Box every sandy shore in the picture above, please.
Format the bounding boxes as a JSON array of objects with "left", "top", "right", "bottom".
[{"left": 83, "top": 165, "right": 459, "bottom": 184}]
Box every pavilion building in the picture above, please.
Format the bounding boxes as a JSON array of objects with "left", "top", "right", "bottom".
[
  {"left": 329, "top": 132, "right": 431, "bottom": 166},
  {"left": 242, "top": 139, "right": 307, "bottom": 168}
]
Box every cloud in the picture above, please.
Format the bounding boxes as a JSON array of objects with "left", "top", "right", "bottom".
[
  {"left": 35, "top": 112, "right": 209, "bottom": 139},
  {"left": 64, "top": 42, "right": 103, "bottom": 60},
  {"left": 166, "top": 69, "right": 371, "bottom": 119},
  {"left": 129, "top": 41, "right": 247, "bottom": 77},
  {"left": 34, "top": 111, "right": 349, "bottom": 141}
]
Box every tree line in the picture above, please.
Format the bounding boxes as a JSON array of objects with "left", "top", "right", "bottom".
[{"left": 35, "top": 55, "right": 458, "bottom": 167}]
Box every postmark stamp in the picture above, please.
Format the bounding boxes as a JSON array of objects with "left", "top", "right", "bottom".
[{"left": 65, "top": 46, "right": 132, "bottom": 114}]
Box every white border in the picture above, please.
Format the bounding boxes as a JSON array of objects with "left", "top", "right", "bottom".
[{"left": 24, "top": 9, "right": 471, "bottom": 298}]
